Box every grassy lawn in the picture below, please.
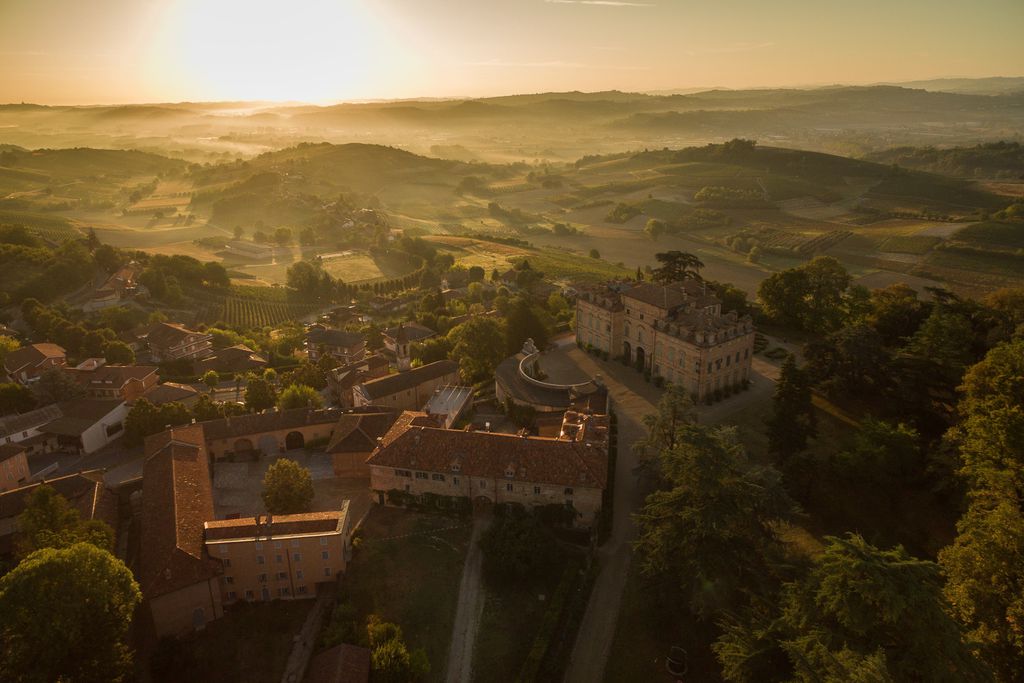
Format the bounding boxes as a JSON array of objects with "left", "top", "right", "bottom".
[
  {"left": 173, "top": 599, "right": 313, "bottom": 683},
  {"left": 341, "top": 506, "right": 472, "bottom": 682},
  {"left": 472, "top": 549, "right": 586, "bottom": 683}
]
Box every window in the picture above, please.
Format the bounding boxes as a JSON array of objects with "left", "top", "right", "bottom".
[
  {"left": 726, "top": 355, "right": 731, "bottom": 367},
  {"left": 744, "top": 348, "right": 749, "bottom": 359},
  {"left": 296, "top": 570, "right": 304, "bottom": 580},
  {"left": 639, "top": 313, "right": 644, "bottom": 321},
  {"left": 258, "top": 573, "right": 267, "bottom": 583},
  {"left": 319, "top": 537, "right": 328, "bottom": 546},
  {"left": 227, "top": 591, "right": 237, "bottom": 601},
  {"left": 321, "top": 550, "right": 329, "bottom": 560},
  {"left": 225, "top": 576, "right": 234, "bottom": 584},
  {"left": 257, "top": 555, "right": 265, "bottom": 565},
  {"left": 245, "top": 590, "right": 254, "bottom": 600},
  {"left": 533, "top": 486, "right": 541, "bottom": 495},
  {"left": 262, "top": 588, "right": 270, "bottom": 601},
  {"left": 276, "top": 572, "right": 287, "bottom": 581},
  {"left": 254, "top": 542, "right": 263, "bottom": 550},
  {"left": 564, "top": 487, "right": 574, "bottom": 496},
  {"left": 506, "top": 483, "right": 513, "bottom": 492},
  {"left": 223, "top": 558, "right": 232, "bottom": 568},
  {"left": 279, "top": 587, "right": 290, "bottom": 597},
  {"left": 735, "top": 352, "right": 740, "bottom": 362},
  {"left": 291, "top": 540, "right": 301, "bottom": 548},
  {"left": 453, "top": 477, "right": 460, "bottom": 486},
  {"left": 293, "top": 553, "right": 301, "bottom": 562},
  {"left": 218, "top": 545, "right": 229, "bottom": 556},
  {"left": 395, "top": 469, "right": 412, "bottom": 477},
  {"left": 297, "top": 585, "right": 308, "bottom": 595},
  {"left": 324, "top": 567, "right": 332, "bottom": 577},
  {"left": 479, "top": 480, "right": 487, "bottom": 489},
  {"left": 415, "top": 471, "right": 428, "bottom": 480},
  {"left": 431, "top": 473, "right": 445, "bottom": 481}
]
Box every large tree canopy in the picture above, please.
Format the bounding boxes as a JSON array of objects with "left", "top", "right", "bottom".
[{"left": 262, "top": 458, "right": 315, "bottom": 514}]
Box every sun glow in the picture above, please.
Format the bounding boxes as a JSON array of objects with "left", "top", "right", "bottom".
[{"left": 152, "top": 0, "right": 400, "bottom": 103}]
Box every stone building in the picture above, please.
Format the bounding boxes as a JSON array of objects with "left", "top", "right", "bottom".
[
  {"left": 367, "top": 410, "right": 609, "bottom": 527},
  {"left": 352, "top": 360, "right": 459, "bottom": 411},
  {"left": 575, "top": 280, "right": 755, "bottom": 401}
]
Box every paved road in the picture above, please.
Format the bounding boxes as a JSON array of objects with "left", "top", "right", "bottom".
[
  {"left": 445, "top": 517, "right": 490, "bottom": 683},
  {"left": 563, "top": 344, "right": 782, "bottom": 683}
]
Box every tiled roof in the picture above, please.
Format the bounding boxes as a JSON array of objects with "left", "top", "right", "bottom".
[
  {"left": 0, "top": 404, "right": 63, "bottom": 439},
  {"left": 140, "top": 382, "right": 200, "bottom": 405},
  {"left": 383, "top": 322, "right": 436, "bottom": 344},
  {"left": 329, "top": 355, "right": 390, "bottom": 393},
  {"left": 306, "top": 643, "right": 371, "bottom": 683},
  {"left": 204, "top": 506, "right": 349, "bottom": 541},
  {"left": 356, "top": 360, "right": 459, "bottom": 401},
  {"left": 139, "top": 426, "right": 219, "bottom": 597},
  {"left": 41, "top": 398, "right": 124, "bottom": 437},
  {"left": 0, "top": 443, "right": 26, "bottom": 463},
  {"left": 368, "top": 411, "right": 608, "bottom": 489},
  {"left": 199, "top": 407, "right": 340, "bottom": 441},
  {"left": 307, "top": 326, "right": 365, "bottom": 349},
  {"left": 70, "top": 364, "right": 158, "bottom": 389},
  {"left": 620, "top": 282, "right": 697, "bottom": 310},
  {"left": 3, "top": 343, "right": 66, "bottom": 374},
  {"left": 0, "top": 470, "right": 111, "bottom": 523},
  {"left": 325, "top": 411, "right": 399, "bottom": 454},
  {"left": 195, "top": 345, "right": 267, "bottom": 374},
  {"left": 144, "top": 322, "right": 209, "bottom": 350}
]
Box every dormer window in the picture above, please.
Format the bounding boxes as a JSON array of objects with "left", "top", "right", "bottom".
[{"left": 451, "top": 462, "right": 461, "bottom": 473}]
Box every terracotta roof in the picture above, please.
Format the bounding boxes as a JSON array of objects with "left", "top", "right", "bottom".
[
  {"left": 383, "top": 322, "right": 436, "bottom": 344},
  {"left": 140, "top": 382, "right": 200, "bottom": 405},
  {"left": 307, "top": 326, "right": 365, "bottom": 349},
  {"left": 0, "top": 443, "right": 26, "bottom": 464},
  {"left": 368, "top": 411, "right": 608, "bottom": 489},
  {"left": 144, "top": 322, "right": 210, "bottom": 350},
  {"left": 195, "top": 345, "right": 268, "bottom": 374},
  {"left": 3, "top": 343, "right": 66, "bottom": 374},
  {"left": 0, "top": 470, "right": 112, "bottom": 524},
  {"left": 326, "top": 411, "right": 399, "bottom": 454},
  {"left": 620, "top": 282, "right": 697, "bottom": 310},
  {"left": 42, "top": 398, "right": 124, "bottom": 437},
  {"left": 139, "top": 426, "right": 220, "bottom": 597},
  {"left": 328, "top": 355, "right": 390, "bottom": 393},
  {"left": 356, "top": 360, "right": 459, "bottom": 401},
  {"left": 204, "top": 506, "right": 349, "bottom": 542},
  {"left": 306, "top": 644, "right": 371, "bottom": 683},
  {"left": 70, "top": 364, "right": 158, "bottom": 389},
  {"left": 199, "top": 407, "right": 340, "bottom": 441}
]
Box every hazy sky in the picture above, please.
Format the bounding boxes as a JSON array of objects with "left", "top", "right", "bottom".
[{"left": 1, "top": 0, "right": 1022, "bottom": 104}]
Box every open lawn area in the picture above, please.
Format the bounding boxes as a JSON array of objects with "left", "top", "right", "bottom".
[
  {"left": 164, "top": 599, "right": 313, "bottom": 683},
  {"left": 341, "top": 506, "right": 472, "bottom": 682}
]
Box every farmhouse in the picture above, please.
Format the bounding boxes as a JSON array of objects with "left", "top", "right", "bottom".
[
  {"left": 367, "top": 409, "right": 609, "bottom": 527},
  {"left": 352, "top": 360, "right": 460, "bottom": 411},
  {"left": 66, "top": 359, "right": 159, "bottom": 402},
  {"left": 194, "top": 344, "right": 268, "bottom": 375},
  {"left": 140, "top": 322, "right": 213, "bottom": 363},
  {"left": 306, "top": 325, "right": 367, "bottom": 364},
  {"left": 85, "top": 262, "right": 143, "bottom": 311},
  {"left": 3, "top": 343, "right": 67, "bottom": 384},
  {"left": 575, "top": 280, "right": 755, "bottom": 401}
]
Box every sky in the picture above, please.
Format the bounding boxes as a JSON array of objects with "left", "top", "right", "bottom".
[{"left": 0, "top": 0, "right": 1022, "bottom": 104}]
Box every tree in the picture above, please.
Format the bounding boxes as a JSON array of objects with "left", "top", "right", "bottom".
[
  {"left": 123, "top": 399, "right": 191, "bottom": 446},
  {"left": 201, "top": 370, "right": 219, "bottom": 394},
  {"left": 766, "top": 355, "right": 816, "bottom": 463},
  {"left": 277, "top": 384, "right": 323, "bottom": 411},
  {"left": 589, "top": 248, "right": 601, "bottom": 259},
  {"left": 0, "top": 335, "right": 19, "bottom": 367},
  {"left": 365, "top": 615, "right": 429, "bottom": 682},
  {"left": 281, "top": 361, "right": 327, "bottom": 391},
  {"left": 634, "top": 424, "right": 794, "bottom": 618},
  {"left": 865, "top": 283, "right": 931, "bottom": 346},
  {"left": 778, "top": 535, "right": 988, "bottom": 683},
  {"left": 103, "top": 340, "right": 135, "bottom": 365},
  {"left": 650, "top": 250, "right": 704, "bottom": 283},
  {"left": 0, "top": 543, "right": 141, "bottom": 683},
  {"left": 261, "top": 458, "right": 314, "bottom": 514},
  {"left": 644, "top": 218, "right": 666, "bottom": 240},
  {"left": 16, "top": 485, "right": 114, "bottom": 557},
  {"left": 467, "top": 265, "right": 485, "bottom": 282},
  {"left": 633, "top": 383, "right": 696, "bottom": 464},
  {"left": 244, "top": 376, "right": 278, "bottom": 413},
  {"left": 479, "top": 506, "right": 561, "bottom": 585},
  {"left": 905, "top": 308, "right": 976, "bottom": 373},
  {"left": 0, "top": 383, "right": 35, "bottom": 416},
  {"left": 504, "top": 297, "right": 550, "bottom": 354},
  {"left": 32, "top": 367, "right": 85, "bottom": 405},
  {"left": 804, "top": 324, "right": 891, "bottom": 399},
  {"left": 447, "top": 317, "right": 505, "bottom": 383},
  {"left": 758, "top": 257, "right": 852, "bottom": 333}
]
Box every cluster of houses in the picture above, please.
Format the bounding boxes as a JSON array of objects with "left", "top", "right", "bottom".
[{"left": 0, "top": 277, "right": 765, "bottom": 659}]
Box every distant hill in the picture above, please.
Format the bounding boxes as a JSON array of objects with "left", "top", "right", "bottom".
[
  {"left": 885, "top": 76, "right": 1024, "bottom": 95},
  {"left": 865, "top": 142, "right": 1024, "bottom": 179}
]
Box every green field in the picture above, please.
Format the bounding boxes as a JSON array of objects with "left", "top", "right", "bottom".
[{"left": 878, "top": 234, "right": 942, "bottom": 254}]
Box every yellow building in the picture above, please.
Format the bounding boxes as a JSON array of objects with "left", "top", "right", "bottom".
[{"left": 576, "top": 280, "right": 755, "bottom": 401}]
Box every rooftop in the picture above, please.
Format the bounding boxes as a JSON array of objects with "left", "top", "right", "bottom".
[
  {"left": 356, "top": 360, "right": 459, "bottom": 401},
  {"left": 144, "top": 322, "right": 210, "bottom": 350},
  {"left": 0, "top": 443, "right": 26, "bottom": 464},
  {"left": 140, "top": 382, "right": 200, "bottom": 405},
  {"left": 383, "top": 321, "right": 436, "bottom": 344},
  {"left": 3, "top": 343, "right": 66, "bottom": 373},
  {"left": 200, "top": 407, "right": 340, "bottom": 441},
  {"left": 41, "top": 398, "right": 124, "bottom": 437},
  {"left": 307, "top": 326, "right": 366, "bottom": 350},
  {"left": 306, "top": 643, "right": 371, "bottom": 683},
  {"left": 0, "top": 469, "right": 114, "bottom": 526},
  {"left": 204, "top": 506, "right": 349, "bottom": 542},
  {"left": 326, "top": 411, "right": 399, "bottom": 454}
]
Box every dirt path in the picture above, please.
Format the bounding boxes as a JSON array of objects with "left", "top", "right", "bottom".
[{"left": 445, "top": 517, "right": 490, "bottom": 683}]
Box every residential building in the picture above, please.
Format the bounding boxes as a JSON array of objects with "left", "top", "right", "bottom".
[
  {"left": 66, "top": 359, "right": 159, "bottom": 402},
  {"left": 324, "top": 410, "right": 399, "bottom": 477},
  {"left": 85, "top": 262, "right": 143, "bottom": 311},
  {"left": 352, "top": 360, "right": 459, "bottom": 411},
  {"left": 575, "top": 280, "right": 755, "bottom": 401},
  {"left": 382, "top": 322, "right": 436, "bottom": 357},
  {"left": 0, "top": 469, "right": 116, "bottom": 557},
  {"left": 204, "top": 506, "right": 351, "bottom": 604},
  {"left": 138, "top": 426, "right": 223, "bottom": 638},
  {"left": 140, "top": 381, "right": 201, "bottom": 407},
  {"left": 141, "top": 322, "right": 213, "bottom": 363},
  {"left": 367, "top": 410, "right": 609, "bottom": 527},
  {"left": 305, "top": 325, "right": 366, "bottom": 364},
  {"left": 0, "top": 444, "right": 30, "bottom": 492},
  {"left": 327, "top": 354, "right": 390, "bottom": 408},
  {"left": 193, "top": 344, "right": 268, "bottom": 376},
  {"left": 0, "top": 404, "right": 63, "bottom": 455},
  {"left": 41, "top": 398, "right": 128, "bottom": 455},
  {"left": 3, "top": 343, "right": 67, "bottom": 384}
]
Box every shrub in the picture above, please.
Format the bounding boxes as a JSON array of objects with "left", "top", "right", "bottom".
[{"left": 653, "top": 376, "right": 665, "bottom": 388}]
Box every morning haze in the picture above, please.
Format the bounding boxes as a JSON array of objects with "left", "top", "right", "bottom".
[{"left": 0, "top": 1, "right": 1023, "bottom": 683}]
